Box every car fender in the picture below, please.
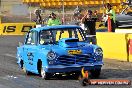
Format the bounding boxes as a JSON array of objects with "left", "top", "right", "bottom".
[{"left": 37, "top": 49, "right": 49, "bottom": 67}]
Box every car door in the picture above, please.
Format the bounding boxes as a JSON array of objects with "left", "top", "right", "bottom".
[{"left": 24, "top": 31, "right": 38, "bottom": 73}]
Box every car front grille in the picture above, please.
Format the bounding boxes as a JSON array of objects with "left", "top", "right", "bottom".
[{"left": 57, "top": 54, "right": 92, "bottom": 65}]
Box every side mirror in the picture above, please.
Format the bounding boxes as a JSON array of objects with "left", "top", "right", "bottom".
[{"left": 19, "top": 42, "right": 23, "bottom": 47}]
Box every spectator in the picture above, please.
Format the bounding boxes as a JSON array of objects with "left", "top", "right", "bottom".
[
  {"left": 42, "top": 14, "right": 52, "bottom": 25},
  {"left": 104, "top": 3, "right": 116, "bottom": 32},
  {"left": 47, "top": 12, "right": 61, "bottom": 26},
  {"left": 47, "top": 12, "right": 61, "bottom": 41},
  {"left": 73, "top": 6, "right": 82, "bottom": 20},
  {"left": 121, "top": 0, "right": 131, "bottom": 5},
  {"left": 34, "top": 7, "right": 42, "bottom": 24},
  {"left": 48, "top": 14, "right": 52, "bottom": 19},
  {"left": 81, "top": 10, "right": 99, "bottom": 44}
]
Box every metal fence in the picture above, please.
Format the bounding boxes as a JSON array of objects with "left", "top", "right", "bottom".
[{"left": 0, "top": 0, "right": 127, "bottom": 23}]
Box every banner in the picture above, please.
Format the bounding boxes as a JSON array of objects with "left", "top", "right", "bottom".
[{"left": 0, "top": 23, "right": 36, "bottom": 35}]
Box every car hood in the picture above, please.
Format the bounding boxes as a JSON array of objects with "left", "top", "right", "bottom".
[
  {"left": 40, "top": 38, "right": 95, "bottom": 55},
  {"left": 58, "top": 38, "right": 83, "bottom": 48},
  {"left": 116, "top": 13, "right": 132, "bottom": 21}
]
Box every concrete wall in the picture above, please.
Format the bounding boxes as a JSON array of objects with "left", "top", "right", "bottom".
[
  {"left": 96, "top": 32, "right": 132, "bottom": 62},
  {"left": 97, "top": 32, "right": 128, "bottom": 61}
]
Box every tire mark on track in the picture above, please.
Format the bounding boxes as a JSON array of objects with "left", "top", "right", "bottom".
[{"left": 4, "top": 53, "right": 16, "bottom": 58}]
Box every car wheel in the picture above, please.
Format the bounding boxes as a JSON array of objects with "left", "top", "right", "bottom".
[
  {"left": 20, "top": 60, "right": 24, "bottom": 69},
  {"left": 79, "top": 78, "right": 89, "bottom": 86},
  {"left": 41, "top": 67, "right": 46, "bottom": 79},
  {"left": 22, "top": 66, "right": 26, "bottom": 73},
  {"left": 21, "top": 61, "right": 31, "bottom": 75},
  {"left": 40, "top": 67, "right": 50, "bottom": 79},
  {"left": 90, "top": 69, "right": 101, "bottom": 78}
]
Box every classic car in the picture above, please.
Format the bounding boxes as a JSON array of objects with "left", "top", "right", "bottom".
[
  {"left": 116, "top": 5, "right": 132, "bottom": 27},
  {"left": 17, "top": 25, "right": 103, "bottom": 79}
]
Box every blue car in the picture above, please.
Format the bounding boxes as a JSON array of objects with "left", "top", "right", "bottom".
[{"left": 17, "top": 25, "right": 103, "bottom": 79}]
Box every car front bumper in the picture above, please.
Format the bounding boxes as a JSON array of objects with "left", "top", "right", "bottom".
[{"left": 43, "top": 61, "right": 103, "bottom": 73}]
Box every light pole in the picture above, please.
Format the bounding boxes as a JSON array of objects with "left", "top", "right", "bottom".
[
  {"left": 0, "top": 0, "right": 1, "bottom": 23},
  {"left": 29, "top": 3, "right": 32, "bottom": 22},
  {"left": 0, "top": 0, "right": 1, "bottom": 14},
  {"left": 103, "top": 0, "right": 105, "bottom": 14},
  {"left": 62, "top": 0, "right": 65, "bottom": 24}
]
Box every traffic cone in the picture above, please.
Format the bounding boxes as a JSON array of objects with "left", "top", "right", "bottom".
[{"left": 108, "top": 16, "right": 111, "bottom": 32}]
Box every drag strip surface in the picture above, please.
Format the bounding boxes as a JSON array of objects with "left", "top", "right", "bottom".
[{"left": 0, "top": 36, "right": 131, "bottom": 88}]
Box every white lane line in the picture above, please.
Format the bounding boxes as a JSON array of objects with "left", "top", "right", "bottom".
[{"left": 4, "top": 53, "right": 16, "bottom": 58}]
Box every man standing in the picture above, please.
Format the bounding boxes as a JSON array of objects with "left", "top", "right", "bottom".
[
  {"left": 47, "top": 12, "right": 61, "bottom": 26},
  {"left": 73, "top": 6, "right": 82, "bottom": 21},
  {"left": 47, "top": 12, "right": 61, "bottom": 41},
  {"left": 34, "top": 8, "right": 42, "bottom": 24},
  {"left": 126, "top": 0, "right": 132, "bottom": 5},
  {"left": 122, "top": 0, "right": 131, "bottom": 5},
  {"left": 81, "top": 10, "right": 98, "bottom": 44},
  {"left": 104, "top": 3, "right": 116, "bottom": 32}
]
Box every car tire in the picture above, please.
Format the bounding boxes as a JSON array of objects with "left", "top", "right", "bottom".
[
  {"left": 22, "top": 63, "right": 31, "bottom": 75},
  {"left": 40, "top": 66, "right": 50, "bottom": 80},
  {"left": 79, "top": 78, "right": 89, "bottom": 86},
  {"left": 90, "top": 68, "right": 101, "bottom": 78},
  {"left": 40, "top": 67, "right": 46, "bottom": 79},
  {"left": 20, "top": 59, "right": 24, "bottom": 69}
]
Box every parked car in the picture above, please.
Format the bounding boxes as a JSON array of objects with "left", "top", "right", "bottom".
[
  {"left": 16, "top": 25, "right": 103, "bottom": 79},
  {"left": 116, "top": 5, "right": 132, "bottom": 27}
]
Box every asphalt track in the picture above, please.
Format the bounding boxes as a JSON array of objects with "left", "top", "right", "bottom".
[{"left": 0, "top": 36, "right": 132, "bottom": 88}]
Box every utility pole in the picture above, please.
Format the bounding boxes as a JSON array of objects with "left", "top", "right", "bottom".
[
  {"left": 62, "top": 0, "right": 65, "bottom": 24},
  {"left": 0, "top": 0, "right": 1, "bottom": 14},
  {"left": 29, "top": 3, "right": 32, "bottom": 22},
  {"left": 0, "top": 0, "right": 1, "bottom": 23}
]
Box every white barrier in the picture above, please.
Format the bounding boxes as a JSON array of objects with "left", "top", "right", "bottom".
[{"left": 115, "top": 29, "right": 132, "bottom": 33}]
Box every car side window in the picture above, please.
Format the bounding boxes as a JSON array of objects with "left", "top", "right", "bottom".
[
  {"left": 55, "top": 29, "right": 84, "bottom": 42},
  {"left": 40, "top": 31, "right": 53, "bottom": 45},
  {"left": 76, "top": 30, "right": 83, "bottom": 41},
  {"left": 25, "top": 31, "right": 37, "bottom": 45}
]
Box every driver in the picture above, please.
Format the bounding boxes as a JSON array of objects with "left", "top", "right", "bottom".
[{"left": 40, "top": 31, "right": 52, "bottom": 44}]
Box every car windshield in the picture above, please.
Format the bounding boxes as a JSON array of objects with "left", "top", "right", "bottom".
[{"left": 39, "top": 28, "right": 85, "bottom": 45}]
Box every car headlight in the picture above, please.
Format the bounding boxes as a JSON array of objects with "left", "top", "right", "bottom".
[
  {"left": 47, "top": 51, "right": 56, "bottom": 60},
  {"left": 94, "top": 48, "right": 103, "bottom": 56}
]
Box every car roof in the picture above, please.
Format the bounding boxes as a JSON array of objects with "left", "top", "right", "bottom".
[{"left": 31, "top": 25, "right": 82, "bottom": 32}]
